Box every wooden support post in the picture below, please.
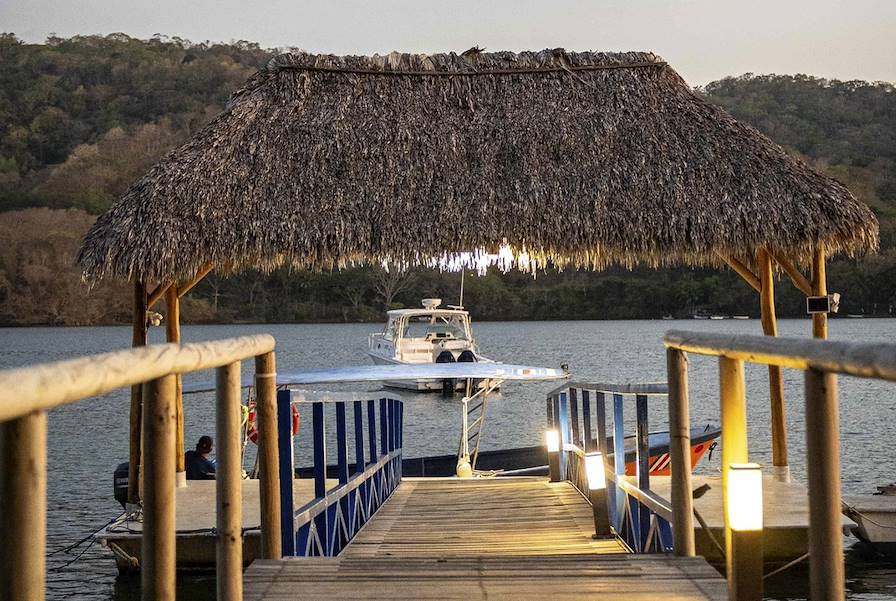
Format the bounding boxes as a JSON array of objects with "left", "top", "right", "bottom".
[
  {"left": 0, "top": 410, "right": 47, "bottom": 601},
  {"left": 142, "top": 375, "right": 177, "bottom": 601},
  {"left": 758, "top": 249, "right": 789, "bottom": 480},
  {"left": 719, "top": 356, "right": 749, "bottom": 598},
  {"left": 719, "top": 254, "right": 761, "bottom": 293},
  {"left": 812, "top": 244, "right": 829, "bottom": 340},
  {"left": 129, "top": 280, "right": 147, "bottom": 504},
  {"left": 255, "top": 352, "right": 281, "bottom": 559},
  {"left": 177, "top": 263, "right": 214, "bottom": 298},
  {"left": 667, "top": 348, "right": 695, "bottom": 557},
  {"left": 147, "top": 281, "right": 172, "bottom": 309},
  {"left": 216, "top": 362, "right": 243, "bottom": 601},
  {"left": 805, "top": 369, "right": 843, "bottom": 601},
  {"left": 768, "top": 250, "right": 812, "bottom": 296},
  {"left": 165, "top": 285, "right": 186, "bottom": 484}
]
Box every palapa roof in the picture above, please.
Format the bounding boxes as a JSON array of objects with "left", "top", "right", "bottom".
[{"left": 78, "top": 48, "right": 878, "bottom": 283}]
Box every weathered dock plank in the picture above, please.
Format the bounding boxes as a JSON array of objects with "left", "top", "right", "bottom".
[
  {"left": 244, "top": 477, "right": 726, "bottom": 600},
  {"left": 644, "top": 474, "right": 855, "bottom": 562}
]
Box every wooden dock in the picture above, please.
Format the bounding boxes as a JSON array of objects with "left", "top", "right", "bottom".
[
  {"left": 643, "top": 474, "right": 855, "bottom": 563},
  {"left": 101, "top": 478, "right": 335, "bottom": 570},
  {"left": 244, "top": 477, "right": 727, "bottom": 600}
]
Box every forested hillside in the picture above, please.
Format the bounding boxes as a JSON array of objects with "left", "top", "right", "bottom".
[{"left": 1, "top": 34, "right": 894, "bottom": 324}]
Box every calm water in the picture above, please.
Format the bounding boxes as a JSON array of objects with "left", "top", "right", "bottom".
[{"left": 1, "top": 319, "right": 895, "bottom": 600}]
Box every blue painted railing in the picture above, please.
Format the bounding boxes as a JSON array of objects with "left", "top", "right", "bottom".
[
  {"left": 277, "top": 390, "right": 403, "bottom": 556},
  {"left": 547, "top": 382, "right": 674, "bottom": 553}
]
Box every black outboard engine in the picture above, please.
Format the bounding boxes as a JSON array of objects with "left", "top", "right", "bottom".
[
  {"left": 114, "top": 461, "right": 129, "bottom": 509},
  {"left": 436, "top": 350, "right": 456, "bottom": 396},
  {"left": 456, "top": 350, "right": 478, "bottom": 393}
]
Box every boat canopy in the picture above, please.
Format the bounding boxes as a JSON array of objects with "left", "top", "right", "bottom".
[{"left": 183, "top": 362, "right": 568, "bottom": 394}]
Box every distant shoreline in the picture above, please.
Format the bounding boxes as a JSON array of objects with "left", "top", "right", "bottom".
[{"left": 2, "top": 315, "right": 893, "bottom": 328}]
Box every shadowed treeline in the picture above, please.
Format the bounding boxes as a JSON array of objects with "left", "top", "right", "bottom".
[{"left": 0, "top": 34, "right": 894, "bottom": 324}]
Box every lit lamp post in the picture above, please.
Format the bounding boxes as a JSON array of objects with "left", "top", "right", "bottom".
[
  {"left": 727, "top": 463, "right": 764, "bottom": 601},
  {"left": 546, "top": 430, "right": 561, "bottom": 482},
  {"left": 585, "top": 451, "right": 612, "bottom": 538}
]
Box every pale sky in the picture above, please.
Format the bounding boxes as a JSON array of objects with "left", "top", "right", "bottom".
[{"left": 2, "top": 0, "right": 894, "bottom": 85}]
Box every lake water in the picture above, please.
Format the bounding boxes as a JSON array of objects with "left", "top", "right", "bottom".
[{"left": 1, "top": 319, "right": 895, "bottom": 600}]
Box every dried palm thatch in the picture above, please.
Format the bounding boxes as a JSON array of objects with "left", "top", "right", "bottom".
[{"left": 78, "top": 48, "right": 878, "bottom": 283}]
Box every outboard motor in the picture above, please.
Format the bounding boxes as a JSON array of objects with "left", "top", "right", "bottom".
[
  {"left": 114, "top": 461, "right": 129, "bottom": 509},
  {"left": 456, "top": 350, "right": 477, "bottom": 393},
  {"left": 457, "top": 350, "right": 477, "bottom": 363},
  {"left": 436, "top": 350, "right": 456, "bottom": 396}
]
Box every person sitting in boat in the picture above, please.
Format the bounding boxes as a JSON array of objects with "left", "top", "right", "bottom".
[{"left": 185, "top": 435, "right": 216, "bottom": 480}]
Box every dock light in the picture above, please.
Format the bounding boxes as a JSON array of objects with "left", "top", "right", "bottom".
[
  {"left": 585, "top": 452, "right": 607, "bottom": 491},
  {"left": 585, "top": 452, "right": 612, "bottom": 538},
  {"left": 726, "top": 463, "right": 763, "bottom": 601},
  {"left": 546, "top": 429, "right": 560, "bottom": 453},
  {"left": 727, "top": 463, "right": 763, "bottom": 531},
  {"left": 546, "top": 429, "right": 561, "bottom": 482}
]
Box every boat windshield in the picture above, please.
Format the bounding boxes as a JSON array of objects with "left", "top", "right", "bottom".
[{"left": 402, "top": 314, "right": 470, "bottom": 341}]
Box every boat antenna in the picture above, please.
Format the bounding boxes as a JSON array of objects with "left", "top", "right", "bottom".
[{"left": 459, "top": 270, "right": 465, "bottom": 309}]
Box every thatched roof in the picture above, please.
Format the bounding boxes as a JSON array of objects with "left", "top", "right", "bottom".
[{"left": 78, "top": 48, "right": 878, "bottom": 283}]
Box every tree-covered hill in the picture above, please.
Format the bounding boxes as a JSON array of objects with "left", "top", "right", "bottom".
[{"left": 0, "top": 34, "right": 894, "bottom": 324}]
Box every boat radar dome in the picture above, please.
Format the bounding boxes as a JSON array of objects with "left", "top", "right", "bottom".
[{"left": 422, "top": 298, "right": 442, "bottom": 309}]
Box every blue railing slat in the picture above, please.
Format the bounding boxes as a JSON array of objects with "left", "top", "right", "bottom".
[
  {"left": 635, "top": 394, "right": 651, "bottom": 551},
  {"left": 367, "top": 400, "right": 377, "bottom": 467},
  {"left": 581, "top": 389, "right": 592, "bottom": 453},
  {"left": 612, "top": 393, "right": 626, "bottom": 533},
  {"left": 558, "top": 392, "right": 570, "bottom": 478},
  {"left": 569, "top": 387, "right": 580, "bottom": 447},
  {"left": 379, "top": 398, "right": 388, "bottom": 456},
  {"left": 276, "top": 389, "right": 296, "bottom": 557}
]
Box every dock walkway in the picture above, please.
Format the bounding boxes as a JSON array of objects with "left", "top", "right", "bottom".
[{"left": 244, "top": 477, "right": 726, "bottom": 600}]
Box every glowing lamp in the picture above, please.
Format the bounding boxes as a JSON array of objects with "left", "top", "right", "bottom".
[
  {"left": 727, "top": 463, "right": 763, "bottom": 531},
  {"left": 585, "top": 452, "right": 606, "bottom": 491},
  {"left": 545, "top": 429, "right": 560, "bottom": 453}
]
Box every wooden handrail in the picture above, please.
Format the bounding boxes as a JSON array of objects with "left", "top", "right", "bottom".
[
  {"left": 666, "top": 329, "right": 848, "bottom": 601},
  {"left": 0, "top": 336, "right": 280, "bottom": 601},
  {"left": 548, "top": 381, "right": 668, "bottom": 397},
  {"left": 0, "top": 335, "right": 275, "bottom": 422},
  {"left": 664, "top": 329, "right": 896, "bottom": 381}
]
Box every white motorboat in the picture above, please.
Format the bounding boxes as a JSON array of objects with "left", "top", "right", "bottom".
[{"left": 368, "top": 298, "right": 494, "bottom": 391}]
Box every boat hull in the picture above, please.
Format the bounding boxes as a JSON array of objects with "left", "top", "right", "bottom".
[
  {"left": 297, "top": 425, "right": 720, "bottom": 478},
  {"left": 368, "top": 352, "right": 499, "bottom": 392}
]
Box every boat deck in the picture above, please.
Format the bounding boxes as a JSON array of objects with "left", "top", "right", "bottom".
[{"left": 243, "top": 477, "right": 727, "bottom": 600}]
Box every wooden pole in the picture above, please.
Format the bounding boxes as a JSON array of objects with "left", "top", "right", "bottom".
[
  {"left": 758, "top": 249, "right": 789, "bottom": 480},
  {"left": 142, "top": 374, "right": 177, "bottom": 601},
  {"left": 768, "top": 250, "right": 812, "bottom": 296},
  {"left": 0, "top": 410, "right": 47, "bottom": 601},
  {"left": 719, "top": 356, "right": 749, "bottom": 597},
  {"left": 217, "top": 361, "right": 243, "bottom": 601},
  {"left": 812, "top": 243, "right": 829, "bottom": 340},
  {"left": 804, "top": 368, "right": 843, "bottom": 601},
  {"left": 256, "top": 351, "right": 282, "bottom": 559},
  {"left": 719, "top": 254, "right": 761, "bottom": 293},
  {"left": 147, "top": 281, "right": 172, "bottom": 309},
  {"left": 178, "top": 263, "right": 213, "bottom": 298},
  {"left": 129, "top": 280, "right": 147, "bottom": 504},
  {"left": 667, "top": 347, "right": 695, "bottom": 557},
  {"left": 165, "top": 285, "right": 186, "bottom": 484}
]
